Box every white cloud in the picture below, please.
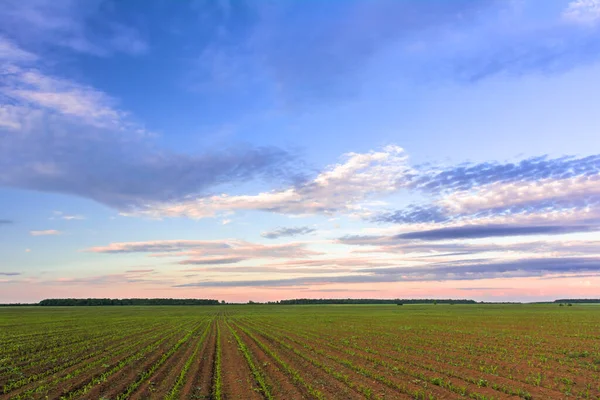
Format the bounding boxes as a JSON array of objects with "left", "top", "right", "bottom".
[
  {"left": 132, "top": 145, "right": 412, "bottom": 219},
  {"left": 2, "top": 65, "right": 130, "bottom": 130},
  {"left": 62, "top": 215, "right": 85, "bottom": 220},
  {"left": 563, "top": 0, "right": 600, "bottom": 25},
  {"left": 30, "top": 229, "right": 61, "bottom": 236},
  {"left": 0, "top": 36, "right": 37, "bottom": 61},
  {"left": 438, "top": 174, "right": 600, "bottom": 214}
]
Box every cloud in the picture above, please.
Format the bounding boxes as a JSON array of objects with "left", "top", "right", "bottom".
[
  {"left": 175, "top": 256, "right": 600, "bottom": 287},
  {"left": 134, "top": 145, "right": 411, "bottom": 218},
  {"left": 53, "top": 211, "right": 85, "bottom": 220},
  {"left": 50, "top": 273, "right": 173, "bottom": 286},
  {"left": 87, "top": 240, "right": 231, "bottom": 254},
  {"left": 0, "top": 272, "right": 21, "bottom": 276},
  {"left": 359, "top": 257, "right": 600, "bottom": 281},
  {"left": 0, "top": 0, "right": 148, "bottom": 56},
  {"left": 0, "top": 38, "right": 297, "bottom": 211},
  {"left": 261, "top": 226, "right": 316, "bottom": 239},
  {"left": 246, "top": 0, "right": 499, "bottom": 102},
  {"left": 124, "top": 268, "right": 154, "bottom": 273},
  {"left": 3, "top": 66, "right": 129, "bottom": 130},
  {"left": 30, "top": 229, "right": 61, "bottom": 236},
  {"left": 394, "top": 224, "right": 599, "bottom": 241},
  {"left": 563, "top": 0, "right": 600, "bottom": 25},
  {"left": 88, "top": 239, "right": 321, "bottom": 265},
  {"left": 62, "top": 215, "right": 85, "bottom": 220},
  {"left": 412, "top": 155, "right": 600, "bottom": 194},
  {"left": 375, "top": 206, "right": 448, "bottom": 224},
  {"left": 179, "top": 256, "right": 247, "bottom": 265},
  {"left": 190, "top": 0, "right": 600, "bottom": 103},
  {"left": 0, "top": 36, "right": 37, "bottom": 61},
  {"left": 0, "top": 219, "right": 13, "bottom": 225},
  {"left": 374, "top": 154, "right": 600, "bottom": 228},
  {"left": 447, "top": 19, "right": 600, "bottom": 82}
]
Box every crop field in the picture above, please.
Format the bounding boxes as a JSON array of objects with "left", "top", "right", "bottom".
[{"left": 1, "top": 305, "right": 600, "bottom": 400}]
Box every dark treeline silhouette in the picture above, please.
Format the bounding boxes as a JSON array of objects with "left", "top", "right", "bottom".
[
  {"left": 38, "top": 298, "right": 220, "bottom": 306},
  {"left": 554, "top": 299, "right": 600, "bottom": 303},
  {"left": 278, "top": 298, "right": 477, "bottom": 305}
]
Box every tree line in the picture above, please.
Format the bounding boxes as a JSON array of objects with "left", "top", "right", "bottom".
[
  {"left": 278, "top": 298, "right": 477, "bottom": 305},
  {"left": 554, "top": 299, "right": 600, "bottom": 303},
  {"left": 38, "top": 298, "right": 220, "bottom": 306}
]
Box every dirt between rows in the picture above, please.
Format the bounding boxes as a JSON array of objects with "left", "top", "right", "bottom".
[
  {"left": 81, "top": 324, "right": 198, "bottom": 400},
  {"left": 129, "top": 322, "right": 212, "bottom": 399},
  {"left": 219, "top": 320, "right": 263, "bottom": 400},
  {"left": 180, "top": 320, "right": 218, "bottom": 399},
  {"left": 245, "top": 319, "right": 569, "bottom": 400},
  {"left": 236, "top": 321, "right": 430, "bottom": 400},
  {"left": 230, "top": 323, "right": 310, "bottom": 399},
  {"left": 268, "top": 321, "right": 577, "bottom": 400},
  {"left": 0, "top": 325, "right": 176, "bottom": 400}
]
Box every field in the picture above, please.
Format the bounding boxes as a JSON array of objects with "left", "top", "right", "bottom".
[{"left": 1, "top": 305, "right": 600, "bottom": 400}]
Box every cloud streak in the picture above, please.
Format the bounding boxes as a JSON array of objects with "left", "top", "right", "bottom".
[
  {"left": 30, "top": 230, "right": 61, "bottom": 236},
  {"left": 261, "top": 226, "right": 316, "bottom": 239},
  {"left": 176, "top": 256, "right": 600, "bottom": 287},
  {"left": 88, "top": 239, "right": 321, "bottom": 266},
  {"left": 394, "top": 224, "right": 599, "bottom": 241},
  {"left": 0, "top": 0, "right": 148, "bottom": 56}
]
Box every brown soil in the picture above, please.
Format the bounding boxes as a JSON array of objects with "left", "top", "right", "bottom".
[
  {"left": 1, "top": 326, "right": 173, "bottom": 400},
  {"left": 82, "top": 327, "right": 189, "bottom": 400},
  {"left": 239, "top": 320, "right": 462, "bottom": 400},
  {"left": 129, "top": 322, "right": 211, "bottom": 399},
  {"left": 179, "top": 321, "right": 217, "bottom": 399},
  {"left": 219, "top": 320, "right": 263, "bottom": 400},
  {"left": 229, "top": 323, "right": 310, "bottom": 400},
  {"left": 236, "top": 321, "right": 416, "bottom": 400}
]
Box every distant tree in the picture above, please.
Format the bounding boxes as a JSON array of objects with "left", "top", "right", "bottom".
[{"left": 433, "top": 300, "right": 438, "bottom": 306}]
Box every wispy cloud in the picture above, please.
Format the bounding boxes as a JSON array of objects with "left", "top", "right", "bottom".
[
  {"left": 0, "top": 272, "right": 21, "bottom": 276},
  {"left": 53, "top": 211, "right": 84, "bottom": 221},
  {"left": 179, "top": 256, "right": 248, "bottom": 265},
  {"left": 374, "top": 154, "right": 600, "bottom": 231},
  {"left": 30, "top": 229, "right": 61, "bottom": 236},
  {"left": 563, "top": 0, "right": 600, "bottom": 25},
  {"left": 0, "top": 37, "right": 297, "bottom": 211},
  {"left": 134, "top": 145, "right": 411, "bottom": 218},
  {"left": 261, "top": 226, "right": 316, "bottom": 239},
  {"left": 246, "top": 0, "right": 499, "bottom": 102},
  {"left": 176, "top": 256, "right": 600, "bottom": 288},
  {"left": 0, "top": 0, "right": 148, "bottom": 56},
  {"left": 125, "top": 269, "right": 154, "bottom": 273},
  {"left": 88, "top": 239, "right": 321, "bottom": 265},
  {"left": 0, "top": 219, "right": 13, "bottom": 225},
  {"left": 394, "top": 224, "right": 599, "bottom": 241}
]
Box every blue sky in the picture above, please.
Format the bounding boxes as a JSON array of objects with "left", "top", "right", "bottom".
[{"left": 1, "top": 0, "right": 600, "bottom": 302}]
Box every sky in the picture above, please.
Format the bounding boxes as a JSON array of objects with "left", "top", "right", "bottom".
[{"left": 1, "top": 0, "right": 600, "bottom": 303}]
